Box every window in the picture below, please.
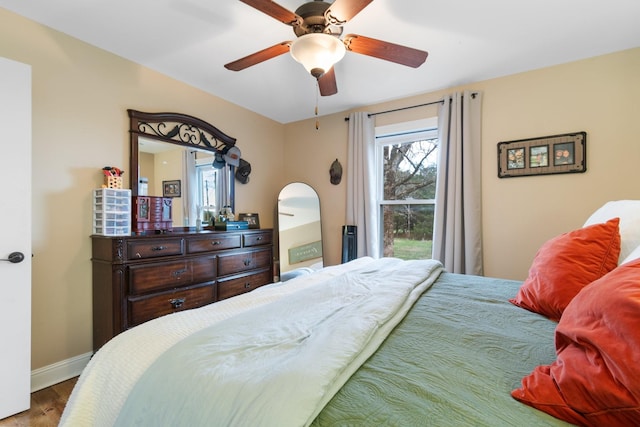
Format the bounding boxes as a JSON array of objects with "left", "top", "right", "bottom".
[
  {"left": 195, "top": 157, "right": 219, "bottom": 223},
  {"left": 375, "top": 118, "right": 438, "bottom": 260}
]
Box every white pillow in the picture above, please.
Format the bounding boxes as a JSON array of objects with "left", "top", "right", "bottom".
[
  {"left": 621, "top": 244, "right": 640, "bottom": 265},
  {"left": 583, "top": 200, "right": 640, "bottom": 264}
]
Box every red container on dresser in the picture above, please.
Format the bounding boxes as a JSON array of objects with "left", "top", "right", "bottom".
[{"left": 132, "top": 196, "right": 173, "bottom": 233}]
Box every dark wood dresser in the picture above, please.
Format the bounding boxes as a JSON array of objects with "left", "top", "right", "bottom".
[{"left": 91, "top": 229, "right": 273, "bottom": 350}]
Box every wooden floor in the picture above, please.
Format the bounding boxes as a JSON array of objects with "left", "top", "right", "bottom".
[{"left": 0, "top": 377, "right": 77, "bottom": 427}]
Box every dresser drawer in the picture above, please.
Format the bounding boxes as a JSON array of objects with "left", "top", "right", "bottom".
[
  {"left": 191, "top": 255, "right": 217, "bottom": 283},
  {"left": 187, "top": 234, "right": 242, "bottom": 254},
  {"left": 218, "top": 247, "right": 272, "bottom": 276},
  {"left": 127, "top": 238, "right": 184, "bottom": 260},
  {"left": 129, "top": 260, "right": 192, "bottom": 294},
  {"left": 128, "top": 256, "right": 217, "bottom": 294},
  {"left": 217, "top": 269, "right": 272, "bottom": 300},
  {"left": 127, "top": 283, "right": 215, "bottom": 327},
  {"left": 243, "top": 231, "right": 272, "bottom": 247}
]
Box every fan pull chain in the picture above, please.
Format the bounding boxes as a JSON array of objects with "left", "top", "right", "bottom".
[{"left": 315, "top": 80, "right": 320, "bottom": 130}]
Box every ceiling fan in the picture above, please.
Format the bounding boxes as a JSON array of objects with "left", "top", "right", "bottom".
[{"left": 224, "top": 0, "right": 428, "bottom": 96}]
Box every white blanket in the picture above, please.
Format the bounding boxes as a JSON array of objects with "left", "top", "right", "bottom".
[{"left": 60, "top": 257, "right": 443, "bottom": 426}]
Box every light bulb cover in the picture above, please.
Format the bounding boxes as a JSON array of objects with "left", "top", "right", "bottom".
[{"left": 290, "top": 33, "right": 346, "bottom": 78}]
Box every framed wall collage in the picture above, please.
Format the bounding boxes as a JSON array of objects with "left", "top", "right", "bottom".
[{"left": 497, "top": 131, "right": 586, "bottom": 178}]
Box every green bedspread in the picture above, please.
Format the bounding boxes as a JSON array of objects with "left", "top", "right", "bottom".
[{"left": 311, "top": 272, "right": 573, "bottom": 427}]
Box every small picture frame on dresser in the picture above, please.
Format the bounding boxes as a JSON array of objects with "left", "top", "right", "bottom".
[
  {"left": 238, "top": 213, "right": 260, "bottom": 229},
  {"left": 162, "top": 180, "right": 181, "bottom": 197}
]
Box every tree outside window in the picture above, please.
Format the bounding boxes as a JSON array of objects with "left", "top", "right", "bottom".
[{"left": 378, "top": 130, "right": 438, "bottom": 260}]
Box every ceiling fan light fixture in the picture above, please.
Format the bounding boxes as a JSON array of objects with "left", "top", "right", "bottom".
[{"left": 290, "top": 33, "right": 346, "bottom": 78}]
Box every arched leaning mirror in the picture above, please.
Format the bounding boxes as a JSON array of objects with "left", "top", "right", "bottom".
[
  {"left": 277, "top": 182, "right": 323, "bottom": 280},
  {"left": 129, "top": 110, "right": 237, "bottom": 228}
]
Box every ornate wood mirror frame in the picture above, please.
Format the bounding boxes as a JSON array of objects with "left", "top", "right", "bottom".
[{"left": 128, "top": 110, "right": 237, "bottom": 216}]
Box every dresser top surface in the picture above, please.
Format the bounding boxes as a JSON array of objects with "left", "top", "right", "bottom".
[{"left": 91, "top": 228, "right": 272, "bottom": 240}]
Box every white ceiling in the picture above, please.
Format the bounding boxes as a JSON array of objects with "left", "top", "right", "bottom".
[{"left": 3, "top": 0, "right": 639, "bottom": 124}]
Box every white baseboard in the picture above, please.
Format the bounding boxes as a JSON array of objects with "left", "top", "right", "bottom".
[{"left": 31, "top": 352, "right": 92, "bottom": 392}]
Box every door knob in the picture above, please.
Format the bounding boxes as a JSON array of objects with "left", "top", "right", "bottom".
[{"left": 1, "top": 252, "right": 25, "bottom": 263}]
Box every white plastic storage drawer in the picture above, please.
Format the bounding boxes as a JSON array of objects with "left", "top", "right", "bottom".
[
  {"left": 94, "top": 188, "right": 131, "bottom": 212},
  {"left": 93, "top": 224, "right": 131, "bottom": 236},
  {"left": 93, "top": 188, "right": 131, "bottom": 236}
]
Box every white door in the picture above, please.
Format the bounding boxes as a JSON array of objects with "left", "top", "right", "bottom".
[{"left": 0, "top": 57, "right": 32, "bottom": 419}]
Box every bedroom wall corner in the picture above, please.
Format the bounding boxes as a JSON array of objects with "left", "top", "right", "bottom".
[
  {"left": 282, "top": 114, "right": 349, "bottom": 267},
  {"left": 0, "top": 7, "right": 286, "bottom": 373}
]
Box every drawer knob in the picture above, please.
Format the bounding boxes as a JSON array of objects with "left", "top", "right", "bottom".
[
  {"left": 243, "top": 259, "right": 251, "bottom": 266},
  {"left": 244, "top": 283, "right": 252, "bottom": 289},
  {"left": 151, "top": 245, "right": 167, "bottom": 251},
  {"left": 169, "top": 298, "right": 185, "bottom": 309},
  {"left": 211, "top": 241, "right": 221, "bottom": 246},
  {"left": 256, "top": 236, "right": 263, "bottom": 241}
]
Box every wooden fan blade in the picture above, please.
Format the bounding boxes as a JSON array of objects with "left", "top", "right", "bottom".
[
  {"left": 318, "top": 67, "right": 338, "bottom": 96},
  {"left": 239, "top": 0, "right": 301, "bottom": 25},
  {"left": 344, "top": 34, "right": 428, "bottom": 68},
  {"left": 224, "top": 42, "right": 291, "bottom": 71},
  {"left": 325, "top": 0, "right": 373, "bottom": 24}
]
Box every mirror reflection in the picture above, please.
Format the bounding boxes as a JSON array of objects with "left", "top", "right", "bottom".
[
  {"left": 138, "top": 138, "right": 233, "bottom": 227},
  {"left": 278, "top": 182, "right": 323, "bottom": 280},
  {"left": 129, "top": 110, "right": 237, "bottom": 229}
]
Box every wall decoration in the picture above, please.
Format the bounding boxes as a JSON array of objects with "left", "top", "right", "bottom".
[
  {"left": 162, "top": 180, "right": 181, "bottom": 197},
  {"left": 498, "top": 132, "right": 586, "bottom": 178},
  {"left": 329, "top": 158, "right": 343, "bottom": 185},
  {"left": 238, "top": 213, "right": 260, "bottom": 229}
]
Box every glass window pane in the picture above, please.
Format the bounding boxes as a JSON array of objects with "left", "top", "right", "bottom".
[
  {"left": 381, "top": 204, "right": 434, "bottom": 260},
  {"left": 198, "top": 167, "right": 217, "bottom": 222},
  {"left": 382, "top": 139, "right": 438, "bottom": 201}
]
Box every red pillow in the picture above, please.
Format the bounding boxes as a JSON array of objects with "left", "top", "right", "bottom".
[
  {"left": 511, "top": 259, "right": 640, "bottom": 426},
  {"left": 510, "top": 218, "right": 620, "bottom": 321}
]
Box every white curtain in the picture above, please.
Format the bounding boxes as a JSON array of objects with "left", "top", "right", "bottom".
[
  {"left": 183, "top": 151, "right": 198, "bottom": 226},
  {"left": 346, "top": 112, "right": 378, "bottom": 258},
  {"left": 217, "top": 166, "right": 231, "bottom": 212},
  {"left": 432, "top": 91, "right": 483, "bottom": 275}
]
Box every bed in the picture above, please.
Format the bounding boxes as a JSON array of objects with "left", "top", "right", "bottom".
[{"left": 61, "top": 201, "right": 640, "bottom": 427}]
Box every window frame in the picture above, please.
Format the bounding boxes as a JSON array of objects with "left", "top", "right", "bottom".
[
  {"left": 195, "top": 156, "right": 218, "bottom": 210},
  {"left": 374, "top": 117, "right": 439, "bottom": 258}
]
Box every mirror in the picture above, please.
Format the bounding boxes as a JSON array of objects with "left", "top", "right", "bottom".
[
  {"left": 129, "top": 110, "right": 236, "bottom": 228},
  {"left": 278, "top": 182, "right": 323, "bottom": 280}
]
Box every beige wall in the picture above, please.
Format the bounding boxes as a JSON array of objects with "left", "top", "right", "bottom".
[
  {"left": 0, "top": 8, "right": 286, "bottom": 370},
  {"left": 480, "top": 51, "right": 640, "bottom": 279},
  {"left": 2, "top": 6, "right": 639, "bottom": 373},
  {"left": 285, "top": 48, "right": 640, "bottom": 280},
  {"left": 138, "top": 152, "right": 155, "bottom": 195}
]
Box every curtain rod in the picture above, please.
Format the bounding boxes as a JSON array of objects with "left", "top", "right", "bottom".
[{"left": 344, "top": 99, "right": 444, "bottom": 121}]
